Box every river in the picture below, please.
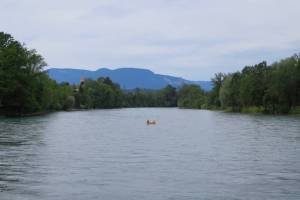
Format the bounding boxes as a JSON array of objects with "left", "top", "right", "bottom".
[{"left": 0, "top": 108, "right": 300, "bottom": 200}]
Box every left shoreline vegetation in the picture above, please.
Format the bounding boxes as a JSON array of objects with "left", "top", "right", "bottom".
[
  {"left": 0, "top": 32, "right": 180, "bottom": 117},
  {"left": 1, "top": 32, "right": 300, "bottom": 117}
]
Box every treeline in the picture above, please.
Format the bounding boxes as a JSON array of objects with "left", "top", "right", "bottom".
[
  {"left": 206, "top": 56, "right": 300, "bottom": 114},
  {"left": 74, "top": 56, "right": 300, "bottom": 114},
  {"left": 74, "top": 80, "right": 206, "bottom": 109},
  {"left": 0, "top": 32, "right": 76, "bottom": 115},
  {"left": 0, "top": 32, "right": 185, "bottom": 116},
  {"left": 72, "top": 78, "right": 177, "bottom": 109},
  {"left": 1, "top": 32, "right": 299, "bottom": 116}
]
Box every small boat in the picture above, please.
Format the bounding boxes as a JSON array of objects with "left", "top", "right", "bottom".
[{"left": 147, "top": 120, "right": 156, "bottom": 125}]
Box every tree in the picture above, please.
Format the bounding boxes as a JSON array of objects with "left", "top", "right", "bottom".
[
  {"left": 0, "top": 32, "right": 48, "bottom": 115},
  {"left": 263, "top": 55, "right": 300, "bottom": 113},
  {"left": 239, "top": 62, "right": 268, "bottom": 107},
  {"left": 208, "top": 72, "right": 225, "bottom": 107},
  {"left": 219, "top": 73, "right": 241, "bottom": 110},
  {"left": 177, "top": 85, "right": 205, "bottom": 109},
  {"left": 157, "top": 85, "right": 177, "bottom": 107}
]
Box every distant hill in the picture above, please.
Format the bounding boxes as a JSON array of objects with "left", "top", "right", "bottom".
[{"left": 47, "top": 68, "right": 212, "bottom": 91}]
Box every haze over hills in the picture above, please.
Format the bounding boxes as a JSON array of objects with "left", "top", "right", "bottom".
[{"left": 47, "top": 68, "right": 212, "bottom": 91}]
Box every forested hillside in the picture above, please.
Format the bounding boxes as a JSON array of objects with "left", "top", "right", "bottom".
[{"left": 47, "top": 68, "right": 212, "bottom": 91}]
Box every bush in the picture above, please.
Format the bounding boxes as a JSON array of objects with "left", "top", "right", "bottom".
[
  {"left": 289, "top": 106, "right": 300, "bottom": 115},
  {"left": 241, "top": 106, "right": 264, "bottom": 113}
]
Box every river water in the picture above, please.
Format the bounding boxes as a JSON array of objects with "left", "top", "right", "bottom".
[{"left": 0, "top": 108, "right": 300, "bottom": 200}]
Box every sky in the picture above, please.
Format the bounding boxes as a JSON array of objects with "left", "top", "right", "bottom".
[{"left": 1, "top": 0, "right": 300, "bottom": 80}]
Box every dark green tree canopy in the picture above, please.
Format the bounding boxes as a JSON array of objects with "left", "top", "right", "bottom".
[
  {"left": 1, "top": 32, "right": 299, "bottom": 116},
  {"left": 209, "top": 54, "right": 300, "bottom": 114}
]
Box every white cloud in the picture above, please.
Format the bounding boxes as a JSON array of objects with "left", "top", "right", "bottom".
[{"left": 1, "top": 0, "right": 300, "bottom": 80}]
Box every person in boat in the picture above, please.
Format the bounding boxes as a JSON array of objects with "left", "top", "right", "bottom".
[{"left": 147, "top": 120, "right": 156, "bottom": 125}]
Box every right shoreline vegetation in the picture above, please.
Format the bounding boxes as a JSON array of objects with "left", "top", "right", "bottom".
[
  {"left": 206, "top": 57, "right": 300, "bottom": 115},
  {"left": 0, "top": 32, "right": 299, "bottom": 117}
]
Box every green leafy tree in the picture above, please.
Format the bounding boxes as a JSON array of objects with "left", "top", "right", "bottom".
[
  {"left": 178, "top": 85, "right": 205, "bottom": 109},
  {"left": 208, "top": 73, "right": 225, "bottom": 107},
  {"left": 219, "top": 73, "right": 241, "bottom": 111},
  {"left": 0, "top": 32, "right": 48, "bottom": 115}
]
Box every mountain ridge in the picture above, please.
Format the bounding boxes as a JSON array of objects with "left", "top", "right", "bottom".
[{"left": 47, "top": 67, "right": 212, "bottom": 91}]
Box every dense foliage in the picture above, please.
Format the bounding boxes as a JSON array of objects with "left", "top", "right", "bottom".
[
  {"left": 177, "top": 85, "right": 205, "bottom": 109},
  {"left": 0, "top": 32, "right": 180, "bottom": 116},
  {"left": 74, "top": 79, "right": 178, "bottom": 109},
  {"left": 0, "top": 32, "right": 76, "bottom": 115},
  {"left": 208, "top": 56, "right": 300, "bottom": 114},
  {"left": 1, "top": 32, "right": 299, "bottom": 115}
]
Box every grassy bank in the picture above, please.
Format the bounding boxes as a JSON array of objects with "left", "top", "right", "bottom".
[
  {"left": 241, "top": 106, "right": 264, "bottom": 114},
  {"left": 205, "top": 106, "right": 300, "bottom": 115},
  {"left": 289, "top": 106, "right": 300, "bottom": 115}
]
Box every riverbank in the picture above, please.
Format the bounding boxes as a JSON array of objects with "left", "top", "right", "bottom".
[
  {"left": 206, "top": 106, "right": 300, "bottom": 115},
  {"left": 2, "top": 111, "right": 53, "bottom": 117},
  {"left": 1, "top": 105, "right": 300, "bottom": 118}
]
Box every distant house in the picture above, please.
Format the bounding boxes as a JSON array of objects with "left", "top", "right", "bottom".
[
  {"left": 73, "top": 86, "right": 79, "bottom": 92},
  {"left": 74, "top": 77, "right": 85, "bottom": 92},
  {"left": 80, "top": 77, "right": 85, "bottom": 84}
]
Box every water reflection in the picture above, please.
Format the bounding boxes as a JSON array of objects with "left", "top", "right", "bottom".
[{"left": 0, "top": 116, "right": 48, "bottom": 195}]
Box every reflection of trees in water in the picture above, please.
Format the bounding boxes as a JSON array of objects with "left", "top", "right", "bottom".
[{"left": 0, "top": 117, "right": 47, "bottom": 195}]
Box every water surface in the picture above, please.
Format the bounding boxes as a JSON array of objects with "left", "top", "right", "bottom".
[{"left": 0, "top": 108, "right": 300, "bottom": 200}]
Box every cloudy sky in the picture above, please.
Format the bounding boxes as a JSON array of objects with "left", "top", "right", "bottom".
[{"left": 1, "top": 0, "right": 300, "bottom": 80}]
